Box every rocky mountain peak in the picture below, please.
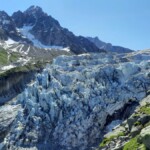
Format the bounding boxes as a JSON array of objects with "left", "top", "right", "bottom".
[
  {"left": 0, "top": 11, "right": 18, "bottom": 40},
  {"left": 25, "top": 5, "right": 43, "bottom": 13},
  {"left": 12, "top": 6, "right": 48, "bottom": 28},
  {"left": 0, "top": 6, "right": 103, "bottom": 54},
  {"left": 24, "top": 5, "right": 47, "bottom": 19},
  {"left": 11, "top": 11, "right": 24, "bottom": 28},
  {"left": 0, "top": 11, "right": 14, "bottom": 28},
  {"left": 0, "top": 11, "right": 9, "bottom": 19},
  {"left": 11, "top": 6, "right": 102, "bottom": 54}
]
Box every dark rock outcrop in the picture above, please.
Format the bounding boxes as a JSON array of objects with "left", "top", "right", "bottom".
[
  {"left": 0, "top": 71, "right": 35, "bottom": 105},
  {"left": 0, "top": 11, "right": 23, "bottom": 41}
]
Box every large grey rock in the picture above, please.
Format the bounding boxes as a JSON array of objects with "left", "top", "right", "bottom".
[
  {"left": 130, "top": 125, "right": 142, "bottom": 137},
  {"left": 139, "top": 125, "right": 150, "bottom": 149},
  {"left": 127, "top": 116, "right": 138, "bottom": 131}
]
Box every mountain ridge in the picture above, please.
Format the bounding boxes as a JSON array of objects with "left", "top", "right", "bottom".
[
  {"left": 0, "top": 5, "right": 104, "bottom": 54},
  {"left": 87, "top": 36, "right": 134, "bottom": 53},
  {"left": 0, "top": 5, "right": 136, "bottom": 57}
]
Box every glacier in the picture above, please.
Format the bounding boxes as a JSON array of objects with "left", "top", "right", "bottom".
[{"left": 3, "top": 51, "right": 150, "bottom": 150}]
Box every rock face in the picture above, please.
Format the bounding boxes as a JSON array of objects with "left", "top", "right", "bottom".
[
  {"left": 139, "top": 125, "right": 150, "bottom": 148},
  {"left": 0, "top": 70, "right": 37, "bottom": 105},
  {"left": 0, "top": 11, "right": 17, "bottom": 40},
  {"left": 0, "top": 11, "right": 30, "bottom": 42},
  {"left": 2, "top": 50, "right": 150, "bottom": 150},
  {"left": 10, "top": 6, "right": 103, "bottom": 54},
  {"left": 87, "top": 36, "right": 133, "bottom": 53}
]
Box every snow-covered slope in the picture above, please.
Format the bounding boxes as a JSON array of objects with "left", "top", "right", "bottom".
[
  {"left": 0, "top": 38, "right": 72, "bottom": 72},
  {"left": 2, "top": 50, "right": 150, "bottom": 150},
  {"left": 0, "top": 37, "right": 71, "bottom": 54}
]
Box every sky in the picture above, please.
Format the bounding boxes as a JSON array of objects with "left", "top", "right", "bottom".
[{"left": 0, "top": 0, "right": 150, "bottom": 50}]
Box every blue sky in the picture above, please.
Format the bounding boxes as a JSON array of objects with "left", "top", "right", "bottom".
[{"left": 0, "top": 0, "right": 150, "bottom": 50}]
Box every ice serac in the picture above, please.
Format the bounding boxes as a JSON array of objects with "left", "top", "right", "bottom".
[{"left": 3, "top": 50, "right": 150, "bottom": 150}]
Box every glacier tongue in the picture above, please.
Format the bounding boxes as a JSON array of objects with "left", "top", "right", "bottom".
[{"left": 4, "top": 52, "right": 150, "bottom": 149}]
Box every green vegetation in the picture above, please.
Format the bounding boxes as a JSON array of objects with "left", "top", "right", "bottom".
[
  {"left": 139, "top": 105, "right": 150, "bottom": 115},
  {"left": 0, "top": 48, "right": 20, "bottom": 65},
  {"left": 123, "top": 136, "right": 146, "bottom": 150},
  {"left": 99, "top": 132, "right": 125, "bottom": 147},
  {"left": 0, "top": 49, "right": 8, "bottom": 65},
  {"left": 132, "top": 113, "right": 141, "bottom": 117},
  {"left": 134, "top": 121, "right": 141, "bottom": 126},
  {"left": 9, "top": 52, "right": 20, "bottom": 62},
  {"left": 0, "top": 61, "right": 44, "bottom": 78},
  {"left": 0, "top": 47, "right": 46, "bottom": 77}
]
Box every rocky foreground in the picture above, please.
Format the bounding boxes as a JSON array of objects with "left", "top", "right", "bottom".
[
  {"left": 98, "top": 94, "right": 150, "bottom": 150},
  {"left": 0, "top": 50, "right": 149, "bottom": 150}
]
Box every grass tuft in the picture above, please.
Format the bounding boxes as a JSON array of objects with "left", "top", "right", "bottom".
[
  {"left": 99, "top": 132, "right": 125, "bottom": 147},
  {"left": 0, "top": 48, "right": 8, "bottom": 65},
  {"left": 123, "top": 136, "right": 146, "bottom": 150}
]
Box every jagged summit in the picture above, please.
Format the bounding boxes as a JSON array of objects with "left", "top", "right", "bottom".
[
  {"left": 0, "top": 11, "right": 14, "bottom": 29},
  {"left": 0, "top": 10, "right": 9, "bottom": 18},
  {"left": 12, "top": 6, "right": 102, "bottom": 53},
  {"left": 0, "top": 11, "right": 21, "bottom": 41},
  {"left": 0, "top": 5, "right": 133, "bottom": 55},
  {"left": 0, "top": 6, "right": 136, "bottom": 55},
  {"left": 23, "top": 5, "right": 48, "bottom": 22},
  {"left": 24, "top": 5, "right": 43, "bottom": 13},
  {"left": 12, "top": 6, "right": 48, "bottom": 27},
  {"left": 0, "top": 6, "right": 103, "bottom": 54}
]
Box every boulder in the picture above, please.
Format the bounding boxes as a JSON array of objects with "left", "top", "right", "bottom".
[{"left": 138, "top": 125, "right": 150, "bottom": 148}]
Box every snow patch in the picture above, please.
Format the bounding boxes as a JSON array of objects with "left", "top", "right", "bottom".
[
  {"left": 17, "top": 57, "right": 31, "bottom": 65},
  {"left": 5, "top": 38, "right": 17, "bottom": 45},
  {"left": 62, "top": 47, "right": 70, "bottom": 52},
  {"left": 0, "top": 18, "right": 10, "bottom": 25},
  {"left": 2, "top": 20, "right": 10, "bottom": 25},
  {"left": 1, "top": 65, "right": 15, "bottom": 70},
  {"left": 0, "top": 38, "right": 18, "bottom": 51}
]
